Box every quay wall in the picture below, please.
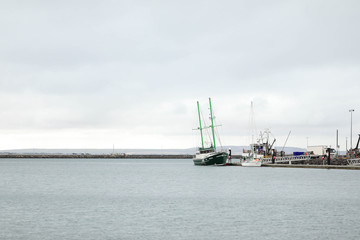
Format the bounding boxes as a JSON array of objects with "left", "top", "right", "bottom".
[
  {"left": 280, "top": 157, "right": 348, "bottom": 165},
  {"left": 261, "top": 164, "right": 360, "bottom": 170}
]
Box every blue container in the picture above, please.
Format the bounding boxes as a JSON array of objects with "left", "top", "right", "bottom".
[{"left": 293, "top": 152, "right": 305, "bottom": 156}]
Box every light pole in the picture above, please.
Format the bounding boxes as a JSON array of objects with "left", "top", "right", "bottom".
[
  {"left": 306, "top": 137, "right": 309, "bottom": 148},
  {"left": 349, "top": 109, "right": 355, "bottom": 150}
]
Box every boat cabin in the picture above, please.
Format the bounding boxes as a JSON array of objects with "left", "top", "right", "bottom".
[{"left": 198, "top": 147, "right": 215, "bottom": 154}]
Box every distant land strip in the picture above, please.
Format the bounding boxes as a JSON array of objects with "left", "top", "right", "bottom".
[{"left": 0, "top": 154, "right": 250, "bottom": 159}]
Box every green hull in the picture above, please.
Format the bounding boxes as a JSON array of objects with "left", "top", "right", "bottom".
[{"left": 193, "top": 152, "right": 228, "bottom": 166}]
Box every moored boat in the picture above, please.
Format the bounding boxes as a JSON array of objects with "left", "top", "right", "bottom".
[
  {"left": 241, "top": 101, "right": 263, "bottom": 167},
  {"left": 193, "top": 147, "right": 228, "bottom": 166},
  {"left": 193, "top": 98, "right": 228, "bottom": 166},
  {"left": 241, "top": 157, "right": 262, "bottom": 167}
]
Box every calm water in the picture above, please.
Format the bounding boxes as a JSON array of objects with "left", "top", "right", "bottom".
[{"left": 1, "top": 158, "right": 360, "bottom": 240}]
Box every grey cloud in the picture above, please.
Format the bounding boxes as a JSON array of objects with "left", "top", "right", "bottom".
[{"left": 0, "top": 0, "right": 359, "bottom": 149}]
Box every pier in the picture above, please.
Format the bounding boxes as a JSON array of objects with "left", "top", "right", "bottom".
[
  {"left": 262, "top": 155, "right": 310, "bottom": 164},
  {"left": 225, "top": 162, "right": 360, "bottom": 170},
  {"left": 261, "top": 164, "right": 360, "bottom": 170}
]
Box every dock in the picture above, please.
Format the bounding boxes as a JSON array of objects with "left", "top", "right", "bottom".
[
  {"left": 226, "top": 162, "right": 360, "bottom": 170},
  {"left": 261, "top": 164, "right": 360, "bottom": 170}
]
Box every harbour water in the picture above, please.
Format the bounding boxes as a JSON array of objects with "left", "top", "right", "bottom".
[{"left": 1, "top": 158, "right": 360, "bottom": 240}]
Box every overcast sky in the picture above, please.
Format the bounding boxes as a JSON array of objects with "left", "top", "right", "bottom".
[{"left": 0, "top": 0, "right": 359, "bottom": 150}]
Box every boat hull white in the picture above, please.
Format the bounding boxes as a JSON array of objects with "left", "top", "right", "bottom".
[{"left": 241, "top": 160, "right": 262, "bottom": 167}]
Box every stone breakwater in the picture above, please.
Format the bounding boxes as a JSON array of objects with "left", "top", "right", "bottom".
[{"left": 0, "top": 154, "right": 193, "bottom": 159}]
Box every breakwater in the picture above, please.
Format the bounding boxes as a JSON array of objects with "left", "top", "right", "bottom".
[
  {"left": 2, "top": 154, "right": 359, "bottom": 169},
  {"left": 0, "top": 154, "right": 244, "bottom": 159},
  {"left": 0, "top": 154, "right": 193, "bottom": 159}
]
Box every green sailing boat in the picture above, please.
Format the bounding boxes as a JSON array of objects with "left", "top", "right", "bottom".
[{"left": 193, "top": 98, "right": 228, "bottom": 166}]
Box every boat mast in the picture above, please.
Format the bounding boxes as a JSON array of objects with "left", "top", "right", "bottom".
[
  {"left": 197, "top": 101, "right": 204, "bottom": 148},
  {"left": 209, "top": 98, "right": 217, "bottom": 152},
  {"left": 250, "top": 101, "right": 255, "bottom": 145}
]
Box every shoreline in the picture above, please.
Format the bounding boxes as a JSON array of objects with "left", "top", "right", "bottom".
[
  {"left": 0, "top": 154, "right": 194, "bottom": 159},
  {"left": 1, "top": 154, "right": 359, "bottom": 169},
  {"left": 226, "top": 163, "right": 360, "bottom": 170}
]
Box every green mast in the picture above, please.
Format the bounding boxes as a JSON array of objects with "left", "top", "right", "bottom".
[
  {"left": 209, "top": 97, "right": 217, "bottom": 152},
  {"left": 197, "top": 101, "right": 204, "bottom": 149}
]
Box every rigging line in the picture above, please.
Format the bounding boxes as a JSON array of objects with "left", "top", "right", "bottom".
[
  {"left": 212, "top": 107, "right": 219, "bottom": 144},
  {"left": 212, "top": 108, "right": 224, "bottom": 150},
  {"left": 205, "top": 121, "right": 213, "bottom": 145},
  {"left": 200, "top": 109, "right": 212, "bottom": 145},
  {"left": 207, "top": 108, "right": 215, "bottom": 145},
  {"left": 249, "top": 101, "right": 258, "bottom": 144},
  {"left": 270, "top": 132, "right": 276, "bottom": 147},
  {"left": 215, "top": 127, "right": 223, "bottom": 150}
]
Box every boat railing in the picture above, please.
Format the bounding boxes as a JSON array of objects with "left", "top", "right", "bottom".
[
  {"left": 262, "top": 155, "right": 311, "bottom": 164},
  {"left": 347, "top": 158, "right": 360, "bottom": 165}
]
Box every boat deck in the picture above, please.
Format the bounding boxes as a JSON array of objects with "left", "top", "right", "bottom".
[{"left": 226, "top": 163, "right": 360, "bottom": 170}]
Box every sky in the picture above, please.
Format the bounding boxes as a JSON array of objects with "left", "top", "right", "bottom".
[{"left": 0, "top": 0, "right": 359, "bottom": 151}]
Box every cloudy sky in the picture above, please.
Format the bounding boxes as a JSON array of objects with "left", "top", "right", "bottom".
[{"left": 0, "top": 0, "right": 359, "bottom": 150}]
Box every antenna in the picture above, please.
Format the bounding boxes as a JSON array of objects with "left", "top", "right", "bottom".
[{"left": 336, "top": 130, "right": 339, "bottom": 158}]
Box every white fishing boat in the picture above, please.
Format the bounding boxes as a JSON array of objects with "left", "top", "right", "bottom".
[
  {"left": 242, "top": 158, "right": 262, "bottom": 167},
  {"left": 241, "top": 101, "right": 262, "bottom": 167},
  {"left": 242, "top": 141, "right": 262, "bottom": 167}
]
